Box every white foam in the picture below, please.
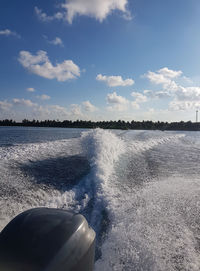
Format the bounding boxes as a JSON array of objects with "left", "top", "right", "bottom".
[
  {"left": 0, "top": 138, "right": 81, "bottom": 161},
  {"left": 128, "top": 132, "right": 185, "bottom": 153},
  {"left": 95, "top": 178, "right": 200, "bottom": 271},
  {"left": 80, "top": 129, "right": 126, "bottom": 226}
]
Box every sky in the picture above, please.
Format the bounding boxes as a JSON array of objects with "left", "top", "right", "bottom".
[{"left": 1, "top": 0, "right": 200, "bottom": 122}]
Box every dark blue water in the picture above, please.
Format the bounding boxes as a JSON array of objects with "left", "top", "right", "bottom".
[{"left": 0, "top": 126, "right": 86, "bottom": 146}]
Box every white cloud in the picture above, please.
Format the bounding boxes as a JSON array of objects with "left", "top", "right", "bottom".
[
  {"left": 175, "top": 86, "right": 200, "bottom": 102},
  {"left": 144, "top": 67, "right": 200, "bottom": 112},
  {"left": 82, "top": 101, "right": 98, "bottom": 112},
  {"left": 26, "top": 87, "right": 35, "bottom": 92},
  {"left": 106, "top": 104, "right": 127, "bottom": 112},
  {"left": 70, "top": 104, "right": 83, "bottom": 116},
  {"left": 33, "top": 104, "right": 70, "bottom": 120},
  {"left": 36, "top": 94, "right": 51, "bottom": 100},
  {"left": 49, "top": 37, "right": 64, "bottom": 47},
  {"left": 62, "top": 0, "right": 131, "bottom": 23},
  {"left": 131, "top": 92, "right": 147, "bottom": 103},
  {"left": 97, "top": 74, "right": 134, "bottom": 87},
  {"left": 106, "top": 91, "right": 129, "bottom": 111},
  {"left": 18, "top": 50, "right": 80, "bottom": 82},
  {"left": 0, "top": 29, "right": 20, "bottom": 38},
  {"left": 169, "top": 101, "right": 200, "bottom": 111},
  {"left": 158, "top": 67, "right": 182, "bottom": 79},
  {"left": 13, "top": 98, "right": 37, "bottom": 107},
  {"left": 144, "top": 85, "right": 200, "bottom": 105},
  {"left": 35, "top": 0, "right": 131, "bottom": 24},
  {"left": 144, "top": 89, "right": 171, "bottom": 99},
  {"left": 144, "top": 67, "right": 182, "bottom": 89},
  {"left": 0, "top": 99, "right": 98, "bottom": 121},
  {"left": 0, "top": 100, "right": 12, "bottom": 111},
  {"left": 19, "top": 50, "right": 48, "bottom": 67},
  {"left": 107, "top": 91, "right": 128, "bottom": 104},
  {"left": 35, "top": 7, "right": 64, "bottom": 22},
  {"left": 144, "top": 71, "right": 171, "bottom": 86},
  {"left": 131, "top": 101, "right": 140, "bottom": 109}
]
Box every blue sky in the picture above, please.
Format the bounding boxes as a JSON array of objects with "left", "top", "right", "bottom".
[{"left": 1, "top": 0, "right": 200, "bottom": 122}]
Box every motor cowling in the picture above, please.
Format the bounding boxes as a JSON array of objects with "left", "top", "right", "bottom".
[{"left": 0, "top": 208, "right": 95, "bottom": 271}]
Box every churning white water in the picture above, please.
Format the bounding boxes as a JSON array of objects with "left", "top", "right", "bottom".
[{"left": 0, "top": 127, "right": 200, "bottom": 270}]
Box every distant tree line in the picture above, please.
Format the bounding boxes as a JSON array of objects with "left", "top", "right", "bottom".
[{"left": 0, "top": 119, "right": 200, "bottom": 131}]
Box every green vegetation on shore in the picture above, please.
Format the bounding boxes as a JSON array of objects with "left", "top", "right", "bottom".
[{"left": 0, "top": 119, "right": 200, "bottom": 131}]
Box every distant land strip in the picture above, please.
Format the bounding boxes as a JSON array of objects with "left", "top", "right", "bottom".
[{"left": 1, "top": 119, "right": 200, "bottom": 131}]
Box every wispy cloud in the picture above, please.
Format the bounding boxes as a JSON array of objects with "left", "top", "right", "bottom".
[
  {"left": 131, "top": 101, "right": 140, "bottom": 109},
  {"left": 36, "top": 94, "right": 51, "bottom": 100},
  {"left": 36, "top": 104, "right": 69, "bottom": 120},
  {"left": 0, "top": 100, "right": 12, "bottom": 111},
  {"left": 43, "top": 35, "right": 64, "bottom": 47},
  {"left": 35, "top": 7, "right": 64, "bottom": 22},
  {"left": 26, "top": 87, "right": 35, "bottom": 92},
  {"left": 144, "top": 90, "right": 171, "bottom": 99},
  {"left": 0, "top": 98, "right": 100, "bottom": 121},
  {"left": 49, "top": 37, "right": 64, "bottom": 47},
  {"left": 13, "top": 98, "right": 37, "bottom": 107},
  {"left": 97, "top": 74, "right": 134, "bottom": 87},
  {"left": 169, "top": 101, "right": 200, "bottom": 111},
  {"left": 18, "top": 50, "right": 80, "bottom": 82},
  {"left": 0, "top": 29, "right": 20, "bottom": 38}
]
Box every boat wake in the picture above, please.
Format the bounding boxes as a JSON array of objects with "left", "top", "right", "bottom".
[{"left": 0, "top": 128, "right": 200, "bottom": 270}]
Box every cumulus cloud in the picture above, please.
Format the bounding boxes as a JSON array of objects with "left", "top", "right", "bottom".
[
  {"left": 144, "top": 71, "right": 170, "bottom": 86},
  {"left": 35, "top": 0, "right": 131, "bottom": 24},
  {"left": 175, "top": 86, "right": 200, "bottom": 102},
  {"left": 144, "top": 67, "right": 182, "bottom": 90},
  {"left": 26, "top": 87, "right": 35, "bottom": 92},
  {"left": 131, "top": 92, "right": 147, "bottom": 103},
  {"left": 13, "top": 98, "right": 37, "bottom": 107},
  {"left": 107, "top": 91, "right": 128, "bottom": 104},
  {"left": 168, "top": 86, "right": 200, "bottom": 111},
  {"left": 36, "top": 94, "right": 51, "bottom": 100},
  {"left": 144, "top": 67, "right": 200, "bottom": 111},
  {"left": 82, "top": 101, "right": 98, "bottom": 112},
  {"left": 48, "top": 37, "right": 64, "bottom": 47},
  {"left": 62, "top": 0, "right": 131, "bottom": 23},
  {"left": 0, "top": 29, "right": 20, "bottom": 38},
  {"left": 18, "top": 50, "right": 80, "bottom": 82},
  {"left": 106, "top": 91, "right": 129, "bottom": 111},
  {"left": 158, "top": 67, "right": 182, "bottom": 79},
  {"left": 97, "top": 74, "right": 134, "bottom": 87}
]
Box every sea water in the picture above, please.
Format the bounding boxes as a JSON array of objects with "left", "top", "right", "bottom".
[{"left": 0, "top": 126, "right": 200, "bottom": 270}]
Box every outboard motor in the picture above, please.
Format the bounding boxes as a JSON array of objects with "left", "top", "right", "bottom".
[{"left": 0, "top": 208, "right": 95, "bottom": 271}]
